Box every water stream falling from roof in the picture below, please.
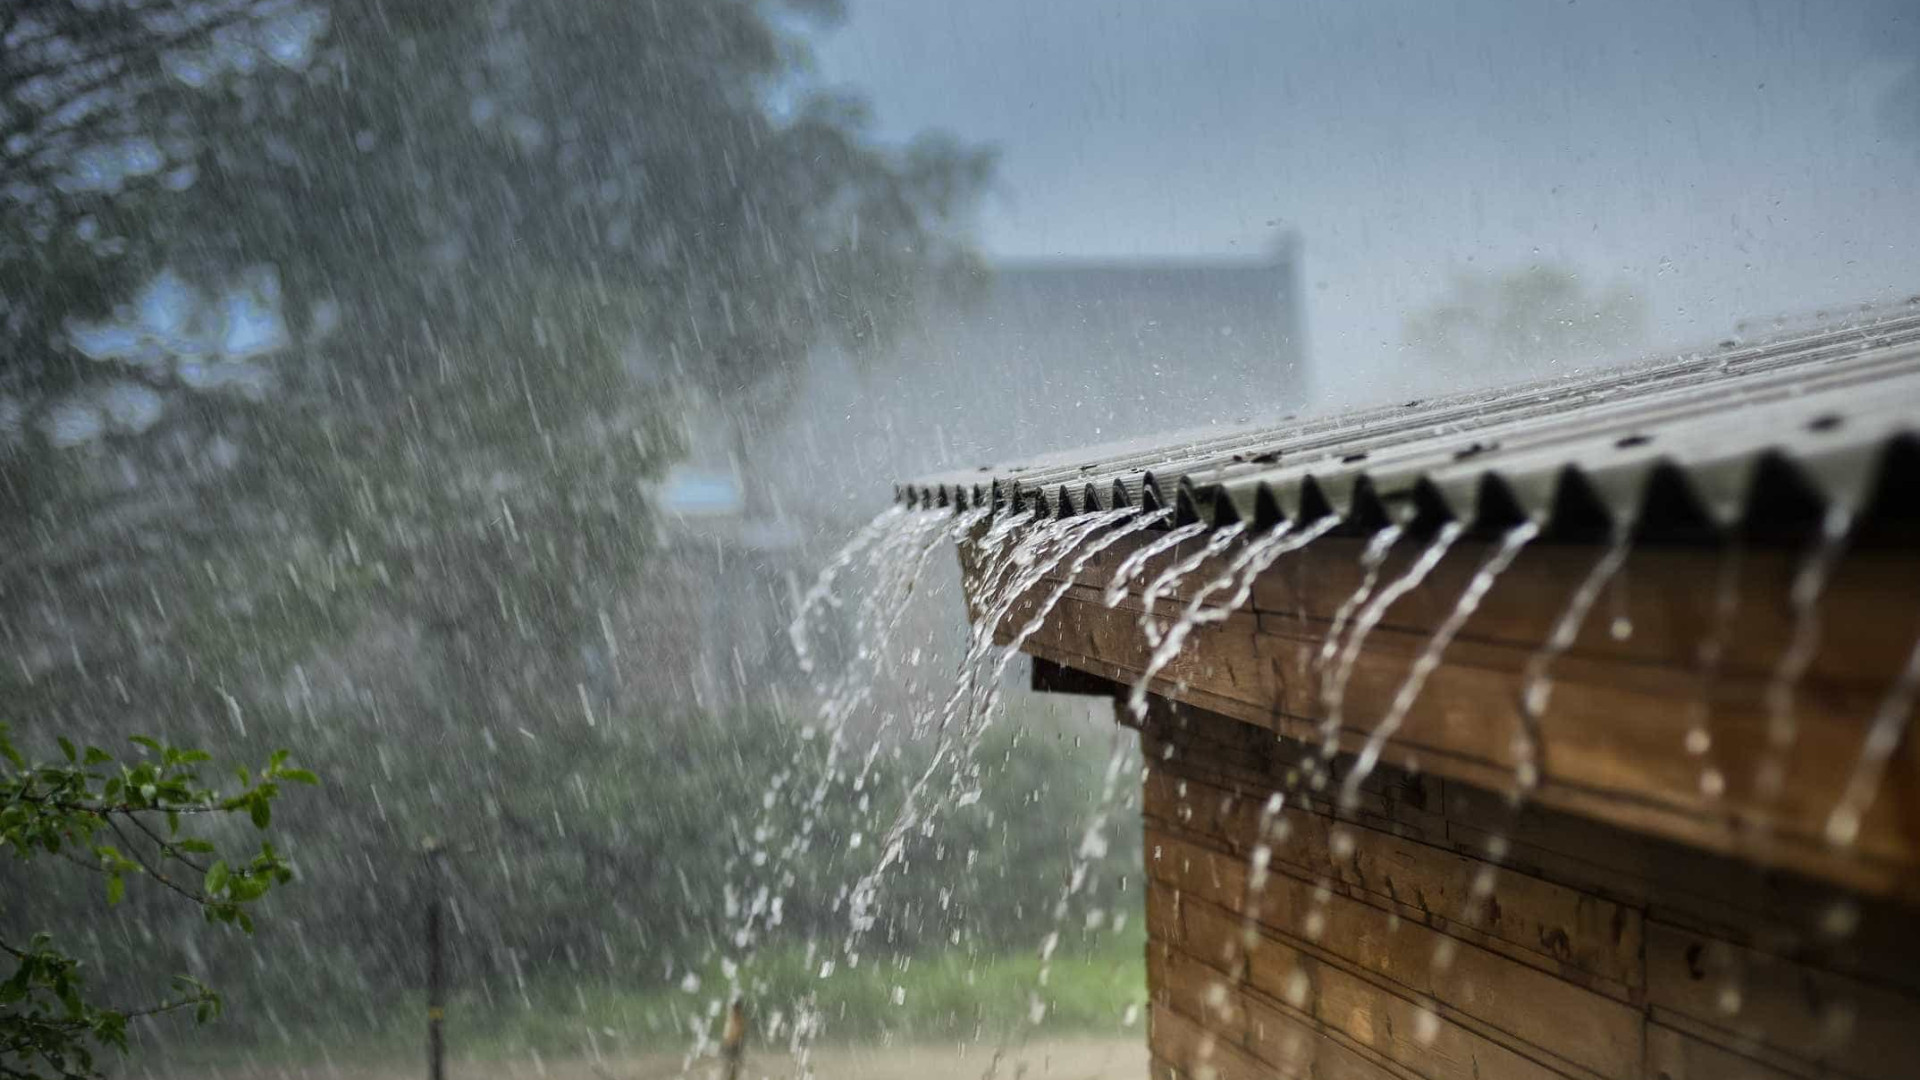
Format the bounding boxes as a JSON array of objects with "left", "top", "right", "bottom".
[
  {"left": 1138, "top": 521, "right": 1250, "bottom": 646},
  {"left": 1338, "top": 519, "right": 1535, "bottom": 811},
  {"left": 1513, "top": 523, "right": 1633, "bottom": 795},
  {"left": 713, "top": 505, "right": 967, "bottom": 1068},
  {"left": 993, "top": 508, "right": 1170, "bottom": 679},
  {"left": 1103, "top": 522, "right": 1211, "bottom": 608},
  {"left": 1683, "top": 543, "right": 1745, "bottom": 803},
  {"left": 1828, "top": 630, "right": 1920, "bottom": 848},
  {"left": 844, "top": 508, "right": 1134, "bottom": 971},
  {"left": 1314, "top": 524, "right": 1404, "bottom": 699},
  {"left": 1127, "top": 516, "right": 1339, "bottom": 720},
  {"left": 1318, "top": 523, "right": 1464, "bottom": 761},
  {"left": 1755, "top": 506, "right": 1854, "bottom": 804}
]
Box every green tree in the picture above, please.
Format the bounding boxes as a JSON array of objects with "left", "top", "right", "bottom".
[{"left": 1, "top": 0, "right": 993, "bottom": 1052}]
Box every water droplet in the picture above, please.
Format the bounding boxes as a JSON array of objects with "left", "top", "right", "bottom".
[
  {"left": 1685, "top": 727, "right": 1712, "bottom": 755},
  {"left": 1329, "top": 830, "right": 1355, "bottom": 859},
  {"left": 1283, "top": 968, "right": 1311, "bottom": 1007},
  {"left": 1413, "top": 1007, "right": 1442, "bottom": 1044},
  {"left": 1820, "top": 900, "right": 1860, "bottom": 940},
  {"left": 1470, "top": 868, "right": 1498, "bottom": 899},
  {"left": 1825, "top": 807, "right": 1861, "bottom": 847},
  {"left": 1716, "top": 985, "right": 1743, "bottom": 1015}
]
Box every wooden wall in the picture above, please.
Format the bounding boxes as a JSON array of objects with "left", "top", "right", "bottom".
[
  {"left": 983, "top": 530, "right": 1920, "bottom": 901},
  {"left": 1133, "top": 699, "right": 1920, "bottom": 1080}
]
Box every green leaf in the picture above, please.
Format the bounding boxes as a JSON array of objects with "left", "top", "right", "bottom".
[
  {"left": 249, "top": 797, "right": 271, "bottom": 830},
  {"left": 176, "top": 838, "right": 216, "bottom": 854},
  {"left": 278, "top": 768, "right": 319, "bottom": 785},
  {"left": 83, "top": 746, "right": 113, "bottom": 765},
  {"left": 129, "top": 735, "right": 162, "bottom": 754},
  {"left": 106, "top": 874, "right": 125, "bottom": 905},
  {"left": 58, "top": 736, "right": 76, "bottom": 762},
  {"left": 204, "top": 860, "right": 231, "bottom": 896}
]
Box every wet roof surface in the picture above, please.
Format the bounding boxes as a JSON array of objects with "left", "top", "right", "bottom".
[{"left": 898, "top": 301, "right": 1920, "bottom": 542}]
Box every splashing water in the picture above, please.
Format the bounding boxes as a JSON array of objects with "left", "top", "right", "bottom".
[
  {"left": 1030, "top": 725, "right": 1137, "bottom": 1017},
  {"left": 846, "top": 509, "right": 1144, "bottom": 954},
  {"left": 716, "top": 504, "right": 969, "bottom": 1071},
  {"left": 1128, "top": 517, "right": 1340, "bottom": 720},
  {"left": 1825, "top": 626, "right": 1920, "bottom": 847},
  {"left": 1319, "top": 523, "right": 1464, "bottom": 758},
  {"left": 1338, "top": 520, "right": 1537, "bottom": 810},
  {"left": 1103, "top": 521, "right": 1210, "bottom": 608},
  {"left": 1315, "top": 525, "right": 1404, "bottom": 682},
  {"left": 993, "top": 508, "right": 1172, "bottom": 681},
  {"left": 1755, "top": 506, "right": 1853, "bottom": 801},
  {"left": 788, "top": 504, "right": 908, "bottom": 675},
  {"left": 1512, "top": 523, "right": 1632, "bottom": 793},
  {"left": 1138, "top": 521, "right": 1249, "bottom": 645}
]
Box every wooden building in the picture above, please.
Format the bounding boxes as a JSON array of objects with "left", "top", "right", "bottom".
[{"left": 902, "top": 306, "right": 1920, "bottom": 1079}]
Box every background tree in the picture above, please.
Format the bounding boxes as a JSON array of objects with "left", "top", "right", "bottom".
[
  {"left": 1401, "top": 263, "right": 1646, "bottom": 387},
  {"left": 1, "top": 0, "right": 1006, "bottom": 1051}
]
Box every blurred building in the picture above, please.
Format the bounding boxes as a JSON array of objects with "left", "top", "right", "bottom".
[
  {"left": 633, "top": 240, "right": 1309, "bottom": 711},
  {"left": 767, "top": 238, "right": 1310, "bottom": 525}
]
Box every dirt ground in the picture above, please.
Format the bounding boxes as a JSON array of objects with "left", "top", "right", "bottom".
[{"left": 160, "top": 1036, "right": 1148, "bottom": 1080}]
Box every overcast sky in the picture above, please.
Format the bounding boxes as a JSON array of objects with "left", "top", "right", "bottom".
[{"left": 811, "top": 0, "right": 1920, "bottom": 408}]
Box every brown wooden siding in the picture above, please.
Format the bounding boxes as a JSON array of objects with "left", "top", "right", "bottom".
[
  {"left": 1135, "top": 700, "right": 1920, "bottom": 1080},
  {"left": 974, "top": 529, "right": 1920, "bottom": 900}
]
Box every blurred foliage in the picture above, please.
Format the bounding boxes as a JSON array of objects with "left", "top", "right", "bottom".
[
  {"left": 0, "top": 0, "right": 998, "bottom": 1061},
  {"left": 2, "top": 701, "right": 1135, "bottom": 1054},
  {"left": 0, "top": 724, "right": 313, "bottom": 1079},
  {"left": 1401, "top": 263, "right": 1646, "bottom": 382}
]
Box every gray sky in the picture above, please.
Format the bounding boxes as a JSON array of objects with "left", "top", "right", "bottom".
[{"left": 812, "top": 0, "right": 1920, "bottom": 408}]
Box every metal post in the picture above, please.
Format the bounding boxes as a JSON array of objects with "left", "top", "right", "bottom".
[
  {"left": 721, "top": 997, "right": 747, "bottom": 1080},
  {"left": 425, "top": 842, "right": 446, "bottom": 1080}
]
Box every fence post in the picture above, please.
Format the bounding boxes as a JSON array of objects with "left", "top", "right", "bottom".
[
  {"left": 424, "top": 840, "right": 447, "bottom": 1080},
  {"left": 721, "top": 997, "right": 747, "bottom": 1080}
]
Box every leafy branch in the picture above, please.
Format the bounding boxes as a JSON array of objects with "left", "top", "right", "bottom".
[{"left": 1, "top": 724, "right": 315, "bottom": 1079}]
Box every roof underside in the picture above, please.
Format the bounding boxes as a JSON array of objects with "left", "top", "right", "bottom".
[{"left": 897, "top": 302, "right": 1920, "bottom": 541}]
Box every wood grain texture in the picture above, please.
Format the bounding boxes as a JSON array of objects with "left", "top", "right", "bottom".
[
  {"left": 1127, "top": 701, "right": 1920, "bottom": 1080},
  {"left": 970, "top": 525, "right": 1920, "bottom": 897}
]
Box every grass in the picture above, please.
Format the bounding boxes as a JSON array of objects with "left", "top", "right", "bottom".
[{"left": 141, "top": 930, "right": 1147, "bottom": 1071}]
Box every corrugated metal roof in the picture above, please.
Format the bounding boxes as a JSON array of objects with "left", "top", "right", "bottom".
[{"left": 897, "top": 301, "right": 1920, "bottom": 541}]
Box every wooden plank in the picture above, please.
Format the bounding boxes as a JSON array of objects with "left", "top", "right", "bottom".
[
  {"left": 1645, "top": 921, "right": 1920, "bottom": 1080},
  {"left": 1173, "top": 899, "right": 1576, "bottom": 1080},
  {"left": 1007, "top": 579, "right": 1920, "bottom": 897},
  {"left": 1145, "top": 827, "right": 1644, "bottom": 1079},
  {"left": 1150, "top": 1002, "right": 1274, "bottom": 1080},
  {"left": 1153, "top": 944, "right": 1413, "bottom": 1080},
  {"left": 1442, "top": 780, "right": 1920, "bottom": 997},
  {"left": 1644, "top": 1022, "right": 1804, "bottom": 1080},
  {"left": 1240, "top": 989, "right": 1416, "bottom": 1080},
  {"left": 1022, "top": 531, "right": 1920, "bottom": 687},
  {"left": 1147, "top": 766, "right": 1644, "bottom": 993},
  {"left": 1151, "top": 942, "right": 1248, "bottom": 1043}
]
